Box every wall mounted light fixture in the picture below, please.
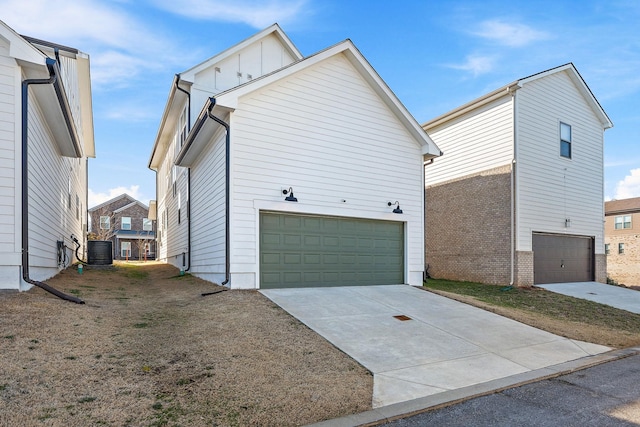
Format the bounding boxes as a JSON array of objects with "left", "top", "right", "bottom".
[
  {"left": 388, "top": 201, "right": 403, "bottom": 214},
  {"left": 283, "top": 187, "right": 297, "bottom": 202},
  {"left": 565, "top": 218, "right": 571, "bottom": 228}
]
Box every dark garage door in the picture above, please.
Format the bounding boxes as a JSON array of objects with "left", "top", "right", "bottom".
[
  {"left": 260, "top": 212, "right": 404, "bottom": 289},
  {"left": 532, "top": 233, "right": 594, "bottom": 284}
]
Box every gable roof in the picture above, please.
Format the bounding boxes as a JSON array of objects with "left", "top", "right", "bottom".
[
  {"left": 423, "top": 63, "right": 613, "bottom": 131},
  {"left": 176, "top": 38, "right": 441, "bottom": 166},
  {"left": 114, "top": 200, "right": 149, "bottom": 214},
  {"left": 88, "top": 193, "right": 137, "bottom": 212},
  {"left": 179, "top": 23, "right": 302, "bottom": 82},
  {"left": 148, "top": 24, "right": 302, "bottom": 170},
  {"left": 0, "top": 20, "right": 95, "bottom": 158},
  {"left": 605, "top": 197, "right": 640, "bottom": 215}
]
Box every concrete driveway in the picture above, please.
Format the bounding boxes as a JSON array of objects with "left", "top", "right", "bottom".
[
  {"left": 536, "top": 281, "right": 640, "bottom": 314},
  {"left": 261, "top": 285, "right": 610, "bottom": 408}
]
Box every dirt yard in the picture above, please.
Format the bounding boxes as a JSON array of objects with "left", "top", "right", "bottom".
[{"left": 0, "top": 262, "right": 372, "bottom": 426}]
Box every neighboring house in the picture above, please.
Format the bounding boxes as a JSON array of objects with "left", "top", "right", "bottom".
[
  {"left": 605, "top": 197, "right": 640, "bottom": 287},
  {"left": 89, "top": 194, "right": 156, "bottom": 261},
  {"left": 148, "top": 24, "right": 441, "bottom": 289},
  {"left": 0, "top": 20, "right": 95, "bottom": 290},
  {"left": 423, "top": 63, "right": 612, "bottom": 286}
]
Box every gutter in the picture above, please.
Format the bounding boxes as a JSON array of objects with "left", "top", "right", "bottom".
[
  {"left": 174, "top": 74, "right": 192, "bottom": 272},
  {"left": 21, "top": 57, "right": 84, "bottom": 304}
]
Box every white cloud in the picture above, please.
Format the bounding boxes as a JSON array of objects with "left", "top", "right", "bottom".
[
  {"left": 614, "top": 168, "right": 640, "bottom": 199},
  {"left": 150, "top": 0, "right": 308, "bottom": 28},
  {"left": 473, "top": 20, "right": 550, "bottom": 47},
  {"left": 0, "top": 0, "right": 181, "bottom": 89},
  {"left": 88, "top": 185, "right": 145, "bottom": 208},
  {"left": 446, "top": 54, "right": 496, "bottom": 76}
]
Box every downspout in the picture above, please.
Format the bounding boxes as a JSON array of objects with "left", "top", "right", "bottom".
[
  {"left": 509, "top": 89, "right": 517, "bottom": 286},
  {"left": 175, "top": 74, "right": 192, "bottom": 272},
  {"left": 423, "top": 157, "right": 434, "bottom": 281},
  {"left": 21, "top": 57, "right": 84, "bottom": 304},
  {"left": 206, "top": 97, "right": 231, "bottom": 288}
]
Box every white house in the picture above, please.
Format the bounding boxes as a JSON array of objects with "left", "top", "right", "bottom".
[
  {"left": 0, "top": 20, "right": 95, "bottom": 292},
  {"left": 423, "top": 63, "right": 612, "bottom": 286},
  {"left": 148, "top": 24, "right": 441, "bottom": 289}
]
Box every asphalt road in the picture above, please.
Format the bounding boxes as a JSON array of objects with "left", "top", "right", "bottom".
[{"left": 382, "top": 354, "right": 640, "bottom": 427}]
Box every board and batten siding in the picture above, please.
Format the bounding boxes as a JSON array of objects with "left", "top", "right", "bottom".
[
  {"left": 515, "top": 71, "right": 605, "bottom": 253},
  {"left": 424, "top": 95, "right": 514, "bottom": 187},
  {"left": 189, "top": 33, "right": 298, "bottom": 120},
  {"left": 0, "top": 40, "right": 20, "bottom": 286},
  {"left": 229, "top": 53, "right": 425, "bottom": 288},
  {"left": 188, "top": 125, "right": 227, "bottom": 283}
]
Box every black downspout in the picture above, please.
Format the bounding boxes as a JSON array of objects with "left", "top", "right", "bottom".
[
  {"left": 22, "top": 58, "right": 84, "bottom": 304},
  {"left": 202, "top": 97, "right": 231, "bottom": 292},
  {"left": 174, "top": 74, "right": 191, "bottom": 272}
]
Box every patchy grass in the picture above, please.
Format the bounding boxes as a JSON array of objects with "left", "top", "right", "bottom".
[
  {"left": 0, "top": 261, "right": 371, "bottom": 426},
  {"left": 424, "top": 278, "right": 640, "bottom": 348}
]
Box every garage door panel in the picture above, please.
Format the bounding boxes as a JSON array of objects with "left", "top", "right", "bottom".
[
  {"left": 533, "top": 233, "right": 593, "bottom": 284},
  {"left": 260, "top": 212, "right": 404, "bottom": 288}
]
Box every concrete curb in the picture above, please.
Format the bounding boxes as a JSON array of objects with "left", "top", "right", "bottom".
[{"left": 307, "top": 347, "right": 640, "bottom": 427}]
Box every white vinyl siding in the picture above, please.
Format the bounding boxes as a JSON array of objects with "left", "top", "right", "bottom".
[
  {"left": 26, "top": 90, "right": 86, "bottom": 271},
  {"left": 425, "top": 95, "right": 514, "bottom": 186},
  {"left": 516, "top": 71, "right": 605, "bottom": 252},
  {"left": 230, "top": 53, "right": 424, "bottom": 287},
  {"left": 189, "top": 127, "right": 227, "bottom": 278},
  {"left": 0, "top": 45, "right": 18, "bottom": 261}
]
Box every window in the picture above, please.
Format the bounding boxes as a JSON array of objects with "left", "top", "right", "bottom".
[
  {"left": 76, "top": 194, "right": 80, "bottom": 219},
  {"left": 619, "top": 243, "right": 625, "bottom": 254},
  {"left": 68, "top": 177, "right": 72, "bottom": 209},
  {"left": 100, "top": 216, "right": 110, "bottom": 230},
  {"left": 560, "top": 122, "right": 572, "bottom": 159},
  {"left": 143, "top": 218, "right": 153, "bottom": 231},
  {"left": 121, "top": 217, "right": 131, "bottom": 230},
  {"left": 121, "top": 242, "right": 131, "bottom": 258},
  {"left": 614, "top": 215, "right": 632, "bottom": 230},
  {"left": 605, "top": 243, "right": 610, "bottom": 255}
]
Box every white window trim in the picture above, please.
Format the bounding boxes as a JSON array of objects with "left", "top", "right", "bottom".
[{"left": 121, "top": 217, "right": 132, "bottom": 230}]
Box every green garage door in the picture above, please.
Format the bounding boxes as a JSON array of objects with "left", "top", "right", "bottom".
[{"left": 260, "top": 212, "right": 404, "bottom": 289}]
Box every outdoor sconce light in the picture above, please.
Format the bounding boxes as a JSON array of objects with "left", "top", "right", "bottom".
[
  {"left": 388, "top": 201, "right": 403, "bottom": 214},
  {"left": 565, "top": 218, "right": 571, "bottom": 228},
  {"left": 283, "top": 187, "right": 298, "bottom": 202}
]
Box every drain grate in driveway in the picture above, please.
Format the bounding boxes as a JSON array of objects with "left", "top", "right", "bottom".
[{"left": 393, "top": 315, "right": 412, "bottom": 321}]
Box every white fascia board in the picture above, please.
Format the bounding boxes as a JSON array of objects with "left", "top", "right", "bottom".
[
  {"left": 180, "top": 23, "right": 303, "bottom": 82},
  {"left": 148, "top": 76, "right": 189, "bottom": 169},
  {"left": 175, "top": 99, "right": 232, "bottom": 167},
  {"left": 76, "top": 54, "right": 96, "bottom": 158},
  {"left": 0, "top": 20, "right": 47, "bottom": 71}
]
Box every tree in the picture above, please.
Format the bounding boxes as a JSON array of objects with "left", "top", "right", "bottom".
[
  {"left": 91, "top": 208, "right": 116, "bottom": 241},
  {"left": 134, "top": 231, "right": 151, "bottom": 261}
]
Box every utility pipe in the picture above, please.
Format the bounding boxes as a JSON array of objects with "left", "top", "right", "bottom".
[{"left": 22, "top": 57, "right": 84, "bottom": 304}]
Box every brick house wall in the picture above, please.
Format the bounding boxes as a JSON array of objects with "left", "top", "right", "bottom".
[
  {"left": 604, "top": 206, "right": 640, "bottom": 287},
  {"left": 426, "top": 164, "right": 512, "bottom": 284},
  {"left": 89, "top": 195, "right": 156, "bottom": 261}
]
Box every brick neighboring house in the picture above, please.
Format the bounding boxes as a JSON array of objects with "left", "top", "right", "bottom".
[
  {"left": 423, "top": 63, "right": 612, "bottom": 286},
  {"left": 89, "top": 194, "right": 156, "bottom": 261},
  {"left": 605, "top": 197, "right": 640, "bottom": 287}
]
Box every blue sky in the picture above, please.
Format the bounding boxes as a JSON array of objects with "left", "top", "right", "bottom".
[{"left": 2, "top": 0, "right": 639, "bottom": 206}]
